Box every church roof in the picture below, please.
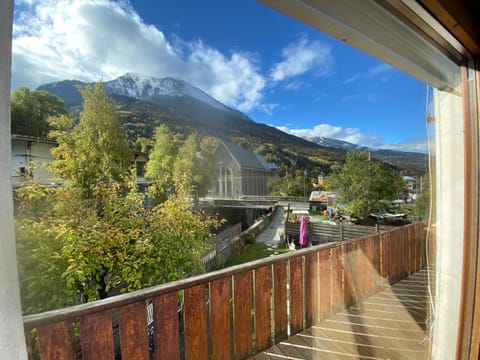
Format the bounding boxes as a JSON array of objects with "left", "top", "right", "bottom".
[{"left": 220, "top": 141, "right": 276, "bottom": 171}]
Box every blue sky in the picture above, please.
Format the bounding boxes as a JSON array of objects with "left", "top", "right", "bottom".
[{"left": 11, "top": 0, "right": 427, "bottom": 152}]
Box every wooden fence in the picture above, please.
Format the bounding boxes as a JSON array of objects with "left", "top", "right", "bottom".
[
  {"left": 201, "top": 223, "right": 242, "bottom": 268},
  {"left": 285, "top": 220, "right": 394, "bottom": 243},
  {"left": 23, "top": 222, "right": 426, "bottom": 360}
]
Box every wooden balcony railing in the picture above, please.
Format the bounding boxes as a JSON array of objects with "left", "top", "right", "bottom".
[{"left": 23, "top": 222, "right": 426, "bottom": 359}]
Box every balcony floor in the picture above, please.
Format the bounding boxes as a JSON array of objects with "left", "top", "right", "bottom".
[{"left": 252, "top": 268, "right": 431, "bottom": 360}]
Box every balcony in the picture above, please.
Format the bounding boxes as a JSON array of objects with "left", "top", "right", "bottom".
[{"left": 23, "top": 222, "right": 427, "bottom": 359}]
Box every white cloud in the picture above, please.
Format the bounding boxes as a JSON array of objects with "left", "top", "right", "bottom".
[
  {"left": 378, "top": 139, "right": 428, "bottom": 153},
  {"left": 344, "top": 63, "right": 392, "bottom": 84},
  {"left": 277, "top": 124, "right": 382, "bottom": 147},
  {"left": 11, "top": 0, "right": 266, "bottom": 111},
  {"left": 284, "top": 80, "right": 304, "bottom": 91},
  {"left": 258, "top": 103, "right": 279, "bottom": 115},
  {"left": 186, "top": 42, "right": 266, "bottom": 111},
  {"left": 269, "top": 36, "right": 333, "bottom": 82},
  {"left": 277, "top": 123, "right": 427, "bottom": 153}
]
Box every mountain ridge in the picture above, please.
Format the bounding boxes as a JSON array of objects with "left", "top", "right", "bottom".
[{"left": 37, "top": 73, "right": 427, "bottom": 175}]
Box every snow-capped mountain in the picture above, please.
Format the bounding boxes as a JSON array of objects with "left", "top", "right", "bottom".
[
  {"left": 308, "top": 136, "right": 366, "bottom": 151},
  {"left": 36, "top": 73, "right": 427, "bottom": 174},
  {"left": 38, "top": 73, "right": 229, "bottom": 111},
  {"left": 307, "top": 135, "right": 426, "bottom": 155},
  {"left": 103, "top": 73, "right": 227, "bottom": 111}
]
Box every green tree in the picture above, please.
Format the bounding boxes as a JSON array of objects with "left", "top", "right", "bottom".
[
  {"left": 173, "top": 133, "right": 198, "bottom": 192},
  {"left": 146, "top": 127, "right": 218, "bottom": 200},
  {"left": 145, "top": 125, "right": 181, "bottom": 201},
  {"left": 15, "top": 85, "right": 221, "bottom": 312},
  {"left": 268, "top": 169, "right": 314, "bottom": 197},
  {"left": 48, "top": 83, "right": 132, "bottom": 195},
  {"left": 173, "top": 133, "right": 218, "bottom": 197},
  {"left": 11, "top": 87, "right": 67, "bottom": 137},
  {"left": 15, "top": 183, "right": 78, "bottom": 314},
  {"left": 196, "top": 136, "right": 218, "bottom": 196},
  {"left": 15, "top": 179, "right": 218, "bottom": 309},
  {"left": 328, "top": 151, "right": 404, "bottom": 220},
  {"left": 415, "top": 175, "right": 430, "bottom": 219}
]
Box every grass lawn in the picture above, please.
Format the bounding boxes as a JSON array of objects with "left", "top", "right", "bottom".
[{"left": 225, "top": 242, "right": 293, "bottom": 267}]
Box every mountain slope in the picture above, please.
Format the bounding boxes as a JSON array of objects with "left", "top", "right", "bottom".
[{"left": 37, "top": 73, "right": 427, "bottom": 175}]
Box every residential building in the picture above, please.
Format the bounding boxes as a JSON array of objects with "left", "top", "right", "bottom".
[
  {"left": 10, "top": 134, "right": 149, "bottom": 187},
  {"left": 403, "top": 175, "right": 417, "bottom": 192},
  {"left": 308, "top": 190, "right": 335, "bottom": 211},
  {"left": 403, "top": 175, "right": 419, "bottom": 202},
  {"left": 11, "top": 134, "right": 57, "bottom": 186}
]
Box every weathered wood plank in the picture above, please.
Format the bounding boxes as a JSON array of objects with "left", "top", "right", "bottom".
[
  {"left": 273, "top": 262, "right": 288, "bottom": 343},
  {"left": 255, "top": 265, "right": 272, "bottom": 353},
  {"left": 409, "top": 225, "right": 416, "bottom": 275},
  {"left": 289, "top": 256, "right": 303, "bottom": 334},
  {"left": 318, "top": 248, "right": 331, "bottom": 321},
  {"left": 343, "top": 243, "right": 355, "bottom": 308},
  {"left": 348, "top": 241, "right": 359, "bottom": 306},
  {"left": 24, "top": 329, "right": 33, "bottom": 360},
  {"left": 304, "top": 253, "right": 318, "bottom": 327},
  {"left": 118, "top": 301, "right": 149, "bottom": 360},
  {"left": 403, "top": 227, "right": 410, "bottom": 277},
  {"left": 364, "top": 236, "right": 374, "bottom": 297},
  {"left": 37, "top": 320, "right": 75, "bottom": 360},
  {"left": 183, "top": 284, "right": 208, "bottom": 360},
  {"left": 233, "top": 271, "right": 253, "bottom": 359},
  {"left": 330, "top": 246, "right": 343, "bottom": 313},
  {"left": 395, "top": 229, "right": 402, "bottom": 282},
  {"left": 360, "top": 237, "right": 368, "bottom": 297},
  {"left": 80, "top": 309, "right": 114, "bottom": 360},
  {"left": 210, "top": 277, "right": 232, "bottom": 360},
  {"left": 417, "top": 223, "right": 423, "bottom": 270},
  {"left": 383, "top": 231, "right": 393, "bottom": 284},
  {"left": 153, "top": 292, "right": 180, "bottom": 360},
  {"left": 420, "top": 224, "right": 427, "bottom": 269},
  {"left": 390, "top": 230, "right": 396, "bottom": 282},
  {"left": 371, "top": 235, "right": 380, "bottom": 294}
]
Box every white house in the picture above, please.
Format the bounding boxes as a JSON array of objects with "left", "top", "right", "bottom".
[
  {"left": 11, "top": 134, "right": 57, "bottom": 186},
  {"left": 11, "top": 134, "right": 149, "bottom": 187}
]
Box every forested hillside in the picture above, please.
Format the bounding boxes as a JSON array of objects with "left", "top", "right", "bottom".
[{"left": 16, "top": 75, "right": 428, "bottom": 176}]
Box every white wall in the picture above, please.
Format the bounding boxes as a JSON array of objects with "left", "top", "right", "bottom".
[
  {"left": 11, "top": 139, "right": 27, "bottom": 178},
  {"left": 30, "top": 142, "right": 56, "bottom": 184},
  {"left": 11, "top": 139, "right": 57, "bottom": 186},
  {"left": 0, "top": 0, "right": 28, "bottom": 358}
]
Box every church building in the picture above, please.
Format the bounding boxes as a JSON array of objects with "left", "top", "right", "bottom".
[{"left": 212, "top": 141, "right": 276, "bottom": 198}]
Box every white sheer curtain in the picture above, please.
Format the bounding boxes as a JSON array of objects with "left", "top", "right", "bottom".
[{"left": 431, "top": 85, "right": 465, "bottom": 359}]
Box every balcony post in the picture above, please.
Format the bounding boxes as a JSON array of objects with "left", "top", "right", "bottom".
[{"left": 0, "top": 1, "right": 28, "bottom": 358}]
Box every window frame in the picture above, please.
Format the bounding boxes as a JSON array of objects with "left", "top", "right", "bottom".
[{"left": 259, "top": 1, "right": 479, "bottom": 358}]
